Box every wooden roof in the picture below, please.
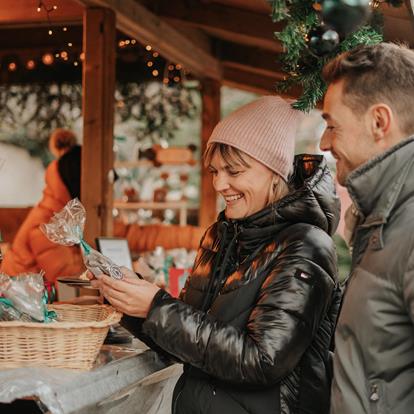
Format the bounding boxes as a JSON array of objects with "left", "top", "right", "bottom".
[{"left": 0, "top": 0, "right": 413, "bottom": 95}]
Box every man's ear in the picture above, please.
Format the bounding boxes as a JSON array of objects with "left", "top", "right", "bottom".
[{"left": 369, "top": 104, "right": 393, "bottom": 144}]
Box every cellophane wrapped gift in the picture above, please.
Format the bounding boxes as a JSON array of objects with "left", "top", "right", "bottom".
[
  {"left": 0, "top": 273, "right": 56, "bottom": 322},
  {"left": 41, "top": 198, "right": 123, "bottom": 280}
]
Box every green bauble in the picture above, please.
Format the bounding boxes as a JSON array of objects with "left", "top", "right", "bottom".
[{"left": 322, "top": 0, "right": 371, "bottom": 36}]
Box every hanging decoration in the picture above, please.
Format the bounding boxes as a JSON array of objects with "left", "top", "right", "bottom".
[
  {"left": 269, "top": 0, "right": 403, "bottom": 111},
  {"left": 0, "top": 82, "right": 197, "bottom": 166}
]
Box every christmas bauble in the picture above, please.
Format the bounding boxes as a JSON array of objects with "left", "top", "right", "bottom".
[
  {"left": 322, "top": 0, "right": 371, "bottom": 36},
  {"left": 308, "top": 26, "right": 340, "bottom": 56}
]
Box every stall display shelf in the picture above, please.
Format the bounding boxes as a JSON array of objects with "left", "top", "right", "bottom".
[{"left": 113, "top": 200, "right": 188, "bottom": 226}]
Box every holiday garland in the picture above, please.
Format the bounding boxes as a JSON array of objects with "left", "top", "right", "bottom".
[
  {"left": 269, "top": 0, "right": 403, "bottom": 112},
  {"left": 0, "top": 82, "right": 197, "bottom": 165}
]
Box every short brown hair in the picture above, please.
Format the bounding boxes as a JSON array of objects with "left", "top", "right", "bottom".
[
  {"left": 204, "top": 142, "right": 289, "bottom": 205},
  {"left": 323, "top": 43, "right": 414, "bottom": 136}
]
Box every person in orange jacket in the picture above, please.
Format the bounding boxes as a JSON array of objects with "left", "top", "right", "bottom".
[{"left": 1, "top": 145, "right": 84, "bottom": 284}]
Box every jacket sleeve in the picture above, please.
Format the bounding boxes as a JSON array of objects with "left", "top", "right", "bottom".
[{"left": 142, "top": 228, "right": 337, "bottom": 386}]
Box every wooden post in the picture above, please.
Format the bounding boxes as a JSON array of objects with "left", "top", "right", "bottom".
[
  {"left": 81, "top": 7, "right": 116, "bottom": 243},
  {"left": 199, "top": 79, "right": 221, "bottom": 229}
]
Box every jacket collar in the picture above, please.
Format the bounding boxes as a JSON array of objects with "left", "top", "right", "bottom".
[{"left": 346, "top": 137, "right": 414, "bottom": 227}]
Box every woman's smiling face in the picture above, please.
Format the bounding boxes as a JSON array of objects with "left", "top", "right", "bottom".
[{"left": 208, "top": 149, "right": 274, "bottom": 219}]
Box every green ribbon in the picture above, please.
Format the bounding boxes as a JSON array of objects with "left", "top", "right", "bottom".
[
  {"left": 42, "top": 291, "right": 57, "bottom": 322},
  {"left": 80, "top": 239, "right": 91, "bottom": 255},
  {"left": 0, "top": 297, "right": 13, "bottom": 308},
  {"left": 75, "top": 224, "right": 91, "bottom": 255}
]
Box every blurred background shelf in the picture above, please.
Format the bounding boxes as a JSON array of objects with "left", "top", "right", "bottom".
[{"left": 113, "top": 200, "right": 188, "bottom": 225}]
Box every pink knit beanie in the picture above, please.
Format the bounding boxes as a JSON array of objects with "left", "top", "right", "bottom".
[{"left": 207, "top": 96, "right": 303, "bottom": 181}]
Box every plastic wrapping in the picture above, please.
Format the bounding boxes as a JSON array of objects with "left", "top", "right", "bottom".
[
  {"left": 41, "top": 198, "right": 123, "bottom": 280},
  {"left": 0, "top": 299, "right": 28, "bottom": 321},
  {"left": 0, "top": 273, "right": 47, "bottom": 322}
]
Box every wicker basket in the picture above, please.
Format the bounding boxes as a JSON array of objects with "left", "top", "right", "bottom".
[{"left": 0, "top": 304, "right": 122, "bottom": 370}]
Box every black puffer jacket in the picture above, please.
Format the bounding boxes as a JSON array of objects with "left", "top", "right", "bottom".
[{"left": 123, "top": 154, "right": 341, "bottom": 414}]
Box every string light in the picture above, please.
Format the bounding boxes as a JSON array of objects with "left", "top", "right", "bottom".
[
  {"left": 26, "top": 60, "right": 36, "bottom": 70},
  {"left": 369, "top": 0, "right": 385, "bottom": 8},
  {"left": 5, "top": 38, "right": 185, "bottom": 87},
  {"left": 62, "top": 27, "right": 67, "bottom": 32},
  {"left": 42, "top": 53, "right": 54, "bottom": 65},
  {"left": 8, "top": 62, "right": 17, "bottom": 72},
  {"left": 36, "top": 1, "right": 58, "bottom": 36}
]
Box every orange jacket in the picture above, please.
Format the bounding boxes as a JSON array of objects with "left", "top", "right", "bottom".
[{"left": 1, "top": 160, "right": 84, "bottom": 283}]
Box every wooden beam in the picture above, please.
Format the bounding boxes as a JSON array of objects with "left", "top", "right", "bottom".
[
  {"left": 75, "top": 0, "right": 221, "bottom": 80},
  {"left": 217, "top": 41, "right": 284, "bottom": 78},
  {"left": 149, "top": 0, "right": 283, "bottom": 53},
  {"left": 81, "top": 7, "right": 116, "bottom": 243},
  {"left": 222, "top": 66, "right": 302, "bottom": 99},
  {"left": 0, "top": 0, "right": 83, "bottom": 25},
  {"left": 200, "top": 79, "right": 221, "bottom": 229}
]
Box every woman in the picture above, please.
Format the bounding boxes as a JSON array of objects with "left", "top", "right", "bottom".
[
  {"left": 93, "top": 96, "right": 341, "bottom": 414},
  {"left": 1, "top": 145, "right": 84, "bottom": 283}
]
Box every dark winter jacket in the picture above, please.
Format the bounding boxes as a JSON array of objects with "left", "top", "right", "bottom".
[{"left": 122, "top": 154, "right": 341, "bottom": 414}]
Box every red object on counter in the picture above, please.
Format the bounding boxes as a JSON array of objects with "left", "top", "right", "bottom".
[{"left": 168, "top": 268, "right": 190, "bottom": 298}]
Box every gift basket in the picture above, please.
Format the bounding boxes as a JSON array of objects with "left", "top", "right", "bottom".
[
  {"left": 0, "top": 272, "right": 122, "bottom": 370},
  {"left": 0, "top": 304, "right": 121, "bottom": 370}
]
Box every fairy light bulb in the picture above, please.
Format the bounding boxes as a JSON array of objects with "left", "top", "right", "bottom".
[
  {"left": 26, "top": 60, "right": 36, "bottom": 70},
  {"left": 42, "top": 53, "right": 54, "bottom": 65}
]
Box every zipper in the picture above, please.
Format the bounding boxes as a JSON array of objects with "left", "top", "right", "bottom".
[
  {"left": 369, "top": 384, "right": 379, "bottom": 403},
  {"left": 368, "top": 382, "right": 383, "bottom": 414}
]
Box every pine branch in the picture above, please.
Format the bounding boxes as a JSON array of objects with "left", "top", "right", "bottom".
[{"left": 269, "top": 0, "right": 399, "bottom": 111}]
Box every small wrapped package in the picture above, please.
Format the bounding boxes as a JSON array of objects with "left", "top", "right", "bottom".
[
  {"left": 41, "top": 198, "right": 123, "bottom": 280},
  {"left": 0, "top": 273, "right": 55, "bottom": 322}
]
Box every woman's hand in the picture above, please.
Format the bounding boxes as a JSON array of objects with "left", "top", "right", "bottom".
[{"left": 90, "top": 266, "right": 161, "bottom": 318}]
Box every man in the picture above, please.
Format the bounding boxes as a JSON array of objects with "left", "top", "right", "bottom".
[{"left": 320, "top": 42, "right": 414, "bottom": 413}]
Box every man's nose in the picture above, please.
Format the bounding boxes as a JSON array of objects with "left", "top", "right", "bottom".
[{"left": 319, "top": 129, "right": 331, "bottom": 152}]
